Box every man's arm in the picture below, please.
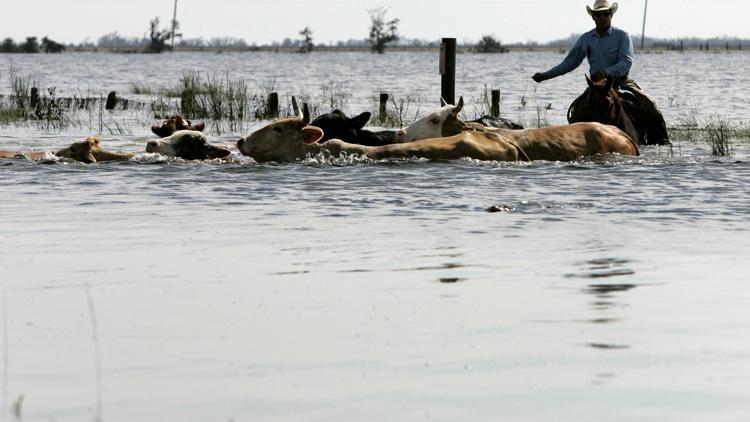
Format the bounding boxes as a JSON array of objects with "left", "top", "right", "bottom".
[
  {"left": 539, "top": 36, "right": 588, "bottom": 81},
  {"left": 604, "top": 31, "right": 634, "bottom": 79}
]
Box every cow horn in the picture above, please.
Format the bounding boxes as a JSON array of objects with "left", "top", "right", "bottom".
[
  {"left": 453, "top": 96, "right": 464, "bottom": 114},
  {"left": 302, "top": 103, "right": 310, "bottom": 125},
  {"left": 440, "top": 97, "right": 448, "bottom": 107},
  {"left": 291, "top": 96, "right": 300, "bottom": 117}
]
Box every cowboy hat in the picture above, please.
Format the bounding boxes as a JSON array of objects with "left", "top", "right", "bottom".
[{"left": 587, "top": 0, "right": 618, "bottom": 16}]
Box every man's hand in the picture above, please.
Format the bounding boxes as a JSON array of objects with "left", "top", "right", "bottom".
[{"left": 532, "top": 73, "right": 546, "bottom": 83}]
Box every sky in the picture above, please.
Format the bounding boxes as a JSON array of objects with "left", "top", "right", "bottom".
[{"left": 2, "top": 0, "right": 749, "bottom": 45}]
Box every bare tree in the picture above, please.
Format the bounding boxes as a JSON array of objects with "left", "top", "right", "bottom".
[
  {"left": 299, "top": 27, "right": 314, "bottom": 53},
  {"left": 147, "top": 17, "right": 174, "bottom": 53},
  {"left": 368, "top": 7, "right": 399, "bottom": 54},
  {"left": 41, "top": 37, "right": 66, "bottom": 53}
]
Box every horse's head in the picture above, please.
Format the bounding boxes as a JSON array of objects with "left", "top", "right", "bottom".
[{"left": 585, "top": 74, "right": 619, "bottom": 125}]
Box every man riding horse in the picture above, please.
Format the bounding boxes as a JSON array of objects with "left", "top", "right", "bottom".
[{"left": 531, "top": 0, "right": 670, "bottom": 145}]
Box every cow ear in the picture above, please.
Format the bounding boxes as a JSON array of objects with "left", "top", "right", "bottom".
[
  {"left": 301, "top": 125, "right": 324, "bottom": 144},
  {"left": 88, "top": 136, "right": 101, "bottom": 146},
  {"left": 350, "top": 112, "right": 371, "bottom": 129},
  {"left": 194, "top": 122, "right": 205, "bottom": 132},
  {"left": 151, "top": 125, "right": 162, "bottom": 136}
]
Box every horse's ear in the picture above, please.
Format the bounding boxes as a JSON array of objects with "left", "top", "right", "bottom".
[{"left": 585, "top": 74, "right": 594, "bottom": 89}]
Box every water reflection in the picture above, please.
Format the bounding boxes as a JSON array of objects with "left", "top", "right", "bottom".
[
  {"left": 566, "top": 258, "right": 636, "bottom": 279},
  {"left": 586, "top": 343, "right": 631, "bottom": 350},
  {"left": 571, "top": 258, "right": 639, "bottom": 356}
]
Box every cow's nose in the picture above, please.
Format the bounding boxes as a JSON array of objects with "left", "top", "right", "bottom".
[{"left": 236, "top": 138, "right": 244, "bottom": 148}]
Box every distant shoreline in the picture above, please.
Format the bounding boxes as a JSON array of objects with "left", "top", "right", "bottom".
[{"left": 8, "top": 44, "right": 746, "bottom": 54}]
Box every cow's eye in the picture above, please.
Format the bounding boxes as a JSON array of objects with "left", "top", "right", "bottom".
[
  {"left": 430, "top": 117, "right": 440, "bottom": 124},
  {"left": 273, "top": 127, "right": 283, "bottom": 132}
]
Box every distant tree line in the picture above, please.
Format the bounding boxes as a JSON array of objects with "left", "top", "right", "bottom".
[
  {"left": 0, "top": 36, "right": 65, "bottom": 53},
  {"left": 4, "top": 15, "right": 750, "bottom": 55},
  {"left": 508, "top": 33, "right": 750, "bottom": 49}
]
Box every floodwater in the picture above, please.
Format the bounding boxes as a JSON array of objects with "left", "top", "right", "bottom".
[{"left": 1, "top": 51, "right": 750, "bottom": 421}]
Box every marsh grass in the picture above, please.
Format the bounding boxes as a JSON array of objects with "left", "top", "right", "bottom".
[
  {"left": 373, "top": 95, "right": 422, "bottom": 128},
  {"left": 669, "top": 112, "right": 746, "bottom": 156},
  {"left": 128, "top": 81, "right": 153, "bottom": 95},
  {"left": 704, "top": 118, "right": 733, "bottom": 156},
  {"left": 472, "top": 84, "right": 495, "bottom": 117},
  {"left": 320, "top": 80, "right": 350, "bottom": 111},
  {"left": 9, "top": 65, "right": 34, "bottom": 110}
]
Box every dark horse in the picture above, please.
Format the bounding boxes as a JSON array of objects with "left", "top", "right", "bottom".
[{"left": 568, "top": 75, "right": 645, "bottom": 146}]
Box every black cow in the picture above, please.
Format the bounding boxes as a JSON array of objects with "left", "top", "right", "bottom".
[
  {"left": 311, "top": 110, "right": 396, "bottom": 146},
  {"left": 469, "top": 115, "right": 524, "bottom": 130}
]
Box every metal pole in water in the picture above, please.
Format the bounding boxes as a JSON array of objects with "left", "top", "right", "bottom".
[
  {"left": 171, "top": 0, "right": 178, "bottom": 51},
  {"left": 641, "top": 0, "right": 648, "bottom": 49},
  {"left": 440, "top": 38, "right": 456, "bottom": 106}
]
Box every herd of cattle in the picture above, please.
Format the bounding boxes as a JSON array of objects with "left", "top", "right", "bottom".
[{"left": 0, "top": 97, "right": 639, "bottom": 164}]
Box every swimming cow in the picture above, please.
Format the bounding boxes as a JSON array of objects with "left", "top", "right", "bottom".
[
  {"left": 236, "top": 105, "right": 636, "bottom": 163},
  {"left": 395, "top": 98, "right": 638, "bottom": 161},
  {"left": 311, "top": 110, "right": 396, "bottom": 146},
  {"left": 151, "top": 115, "right": 206, "bottom": 138},
  {"left": 146, "top": 130, "right": 232, "bottom": 160},
  {"left": 0, "top": 136, "right": 133, "bottom": 163},
  {"left": 235, "top": 108, "right": 528, "bottom": 163}
]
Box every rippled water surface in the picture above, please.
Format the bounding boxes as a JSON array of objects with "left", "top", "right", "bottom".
[{"left": 1, "top": 52, "right": 750, "bottom": 421}]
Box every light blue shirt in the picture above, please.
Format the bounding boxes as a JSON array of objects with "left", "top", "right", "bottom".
[{"left": 543, "top": 26, "right": 634, "bottom": 81}]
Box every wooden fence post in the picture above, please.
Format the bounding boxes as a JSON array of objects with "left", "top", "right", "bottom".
[
  {"left": 440, "top": 38, "right": 456, "bottom": 106},
  {"left": 30, "top": 87, "right": 39, "bottom": 109},
  {"left": 267, "top": 92, "right": 279, "bottom": 118},
  {"left": 105, "top": 91, "right": 117, "bottom": 110},
  {"left": 491, "top": 89, "right": 501, "bottom": 117},
  {"left": 379, "top": 93, "right": 389, "bottom": 122}
]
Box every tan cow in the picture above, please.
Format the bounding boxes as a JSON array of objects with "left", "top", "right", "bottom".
[
  {"left": 396, "top": 100, "right": 639, "bottom": 160},
  {"left": 0, "top": 136, "right": 133, "bottom": 163}
]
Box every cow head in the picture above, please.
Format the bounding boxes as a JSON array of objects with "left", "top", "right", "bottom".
[
  {"left": 395, "top": 97, "right": 469, "bottom": 142},
  {"left": 146, "top": 130, "right": 231, "bottom": 160},
  {"left": 236, "top": 106, "right": 324, "bottom": 162},
  {"left": 151, "top": 115, "right": 206, "bottom": 138},
  {"left": 55, "top": 136, "right": 103, "bottom": 163},
  {"left": 311, "top": 110, "right": 371, "bottom": 143}
]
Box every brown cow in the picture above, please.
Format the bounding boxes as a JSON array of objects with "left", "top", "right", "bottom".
[{"left": 151, "top": 115, "right": 206, "bottom": 138}]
